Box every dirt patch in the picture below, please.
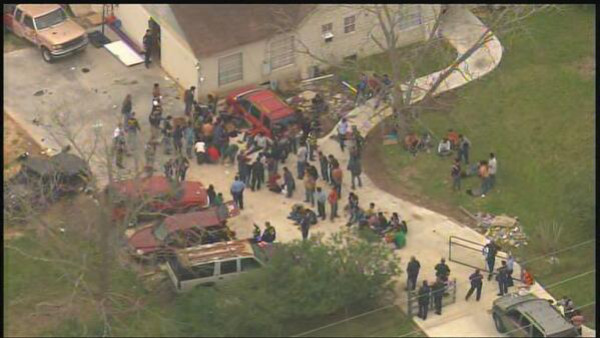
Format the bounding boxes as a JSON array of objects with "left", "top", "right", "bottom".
[
  {"left": 4, "top": 228, "right": 25, "bottom": 241},
  {"left": 573, "top": 56, "right": 595, "bottom": 78},
  {"left": 3, "top": 31, "right": 29, "bottom": 53},
  {"left": 3, "top": 112, "right": 43, "bottom": 178},
  {"left": 362, "top": 120, "right": 475, "bottom": 228}
]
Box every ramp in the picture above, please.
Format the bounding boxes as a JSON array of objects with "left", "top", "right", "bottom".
[{"left": 104, "top": 40, "right": 144, "bottom": 67}]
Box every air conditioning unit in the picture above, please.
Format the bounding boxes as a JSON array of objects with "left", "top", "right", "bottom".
[{"left": 322, "top": 31, "right": 334, "bottom": 43}]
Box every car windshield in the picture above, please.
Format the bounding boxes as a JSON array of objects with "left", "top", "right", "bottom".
[
  {"left": 153, "top": 223, "right": 169, "bottom": 241},
  {"left": 35, "top": 8, "right": 67, "bottom": 30}
]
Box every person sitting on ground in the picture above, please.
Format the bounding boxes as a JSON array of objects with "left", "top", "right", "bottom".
[
  {"left": 420, "top": 132, "right": 433, "bottom": 152},
  {"left": 404, "top": 132, "right": 421, "bottom": 156},
  {"left": 261, "top": 222, "right": 277, "bottom": 243},
  {"left": 206, "top": 144, "right": 220, "bottom": 163},
  {"left": 374, "top": 212, "right": 389, "bottom": 234},
  {"left": 399, "top": 220, "right": 408, "bottom": 234},
  {"left": 437, "top": 138, "right": 452, "bottom": 156},
  {"left": 365, "top": 203, "right": 376, "bottom": 219},
  {"left": 288, "top": 204, "right": 306, "bottom": 224},
  {"left": 252, "top": 223, "right": 262, "bottom": 243},
  {"left": 267, "top": 172, "right": 282, "bottom": 193},
  {"left": 388, "top": 212, "right": 401, "bottom": 232},
  {"left": 447, "top": 129, "right": 460, "bottom": 149},
  {"left": 394, "top": 229, "right": 406, "bottom": 249}
]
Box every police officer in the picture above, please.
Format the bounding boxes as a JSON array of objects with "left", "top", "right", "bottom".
[
  {"left": 483, "top": 239, "right": 499, "bottom": 280},
  {"left": 465, "top": 269, "right": 484, "bottom": 301},
  {"left": 434, "top": 258, "right": 451, "bottom": 283},
  {"left": 417, "top": 280, "right": 430, "bottom": 320},
  {"left": 406, "top": 256, "right": 421, "bottom": 291},
  {"left": 496, "top": 260, "right": 509, "bottom": 296},
  {"left": 431, "top": 277, "right": 445, "bottom": 315}
]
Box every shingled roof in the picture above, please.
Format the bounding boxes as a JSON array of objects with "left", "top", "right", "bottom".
[{"left": 170, "top": 4, "right": 318, "bottom": 58}]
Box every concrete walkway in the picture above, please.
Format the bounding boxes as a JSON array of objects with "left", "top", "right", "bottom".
[{"left": 4, "top": 7, "right": 594, "bottom": 337}]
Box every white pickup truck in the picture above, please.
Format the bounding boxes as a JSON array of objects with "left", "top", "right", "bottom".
[{"left": 4, "top": 4, "right": 88, "bottom": 62}]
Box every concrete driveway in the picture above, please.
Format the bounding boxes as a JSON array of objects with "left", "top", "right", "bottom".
[{"left": 3, "top": 31, "right": 182, "bottom": 183}]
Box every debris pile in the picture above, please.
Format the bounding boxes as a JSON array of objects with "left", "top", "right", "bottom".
[{"left": 475, "top": 212, "right": 528, "bottom": 248}]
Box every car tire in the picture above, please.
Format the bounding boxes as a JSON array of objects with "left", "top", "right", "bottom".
[
  {"left": 493, "top": 313, "right": 506, "bottom": 333},
  {"left": 41, "top": 47, "right": 54, "bottom": 63}
]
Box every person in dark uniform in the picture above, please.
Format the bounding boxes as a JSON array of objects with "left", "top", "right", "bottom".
[
  {"left": 431, "top": 277, "right": 445, "bottom": 315},
  {"left": 434, "top": 258, "right": 451, "bottom": 283},
  {"left": 206, "top": 184, "right": 216, "bottom": 206},
  {"left": 417, "top": 280, "right": 430, "bottom": 320},
  {"left": 300, "top": 212, "right": 311, "bottom": 240},
  {"left": 142, "top": 29, "right": 153, "bottom": 68},
  {"left": 465, "top": 269, "right": 484, "bottom": 301},
  {"left": 406, "top": 256, "right": 421, "bottom": 291},
  {"left": 496, "top": 260, "right": 509, "bottom": 296},
  {"left": 483, "top": 240, "right": 499, "bottom": 280}
]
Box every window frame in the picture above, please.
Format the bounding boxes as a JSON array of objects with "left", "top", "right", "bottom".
[
  {"left": 240, "top": 257, "right": 262, "bottom": 272},
  {"left": 23, "top": 14, "right": 34, "bottom": 29},
  {"left": 397, "top": 5, "right": 422, "bottom": 31},
  {"left": 269, "top": 35, "right": 295, "bottom": 71},
  {"left": 218, "top": 52, "right": 243, "bottom": 87},
  {"left": 14, "top": 8, "right": 23, "bottom": 22},
  {"left": 321, "top": 22, "right": 333, "bottom": 34},
  {"left": 219, "top": 259, "right": 239, "bottom": 275},
  {"left": 344, "top": 15, "right": 356, "bottom": 33}
]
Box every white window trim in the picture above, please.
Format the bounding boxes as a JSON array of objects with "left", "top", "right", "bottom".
[
  {"left": 344, "top": 15, "right": 356, "bottom": 34},
  {"left": 269, "top": 35, "right": 295, "bottom": 71},
  {"left": 218, "top": 52, "right": 243, "bottom": 87}
]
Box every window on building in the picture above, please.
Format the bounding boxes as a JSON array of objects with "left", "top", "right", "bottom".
[
  {"left": 218, "top": 52, "right": 243, "bottom": 86},
  {"left": 397, "top": 5, "right": 422, "bottom": 30},
  {"left": 321, "top": 23, "right": 333, "bottom": 34},
  {"left": 344, "top": 15, "right": 356, "bottom": 33},
  {"left": 270, "top": 35, "right": 295, "bottom": 70}
]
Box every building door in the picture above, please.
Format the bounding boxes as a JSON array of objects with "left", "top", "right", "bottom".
[{"left": 148, "top": 17, "right": 161, "bottom": 61}]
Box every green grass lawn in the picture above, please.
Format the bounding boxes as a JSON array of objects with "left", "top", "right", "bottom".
[{"left": 366, "top": 5, "right": 595, "bottom": 327}]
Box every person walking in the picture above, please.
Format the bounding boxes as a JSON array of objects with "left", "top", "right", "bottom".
[
  {"left": 296, "top": 144, "right": 308, "bottom": 180},
  {"left": 152, "top": 83, "right": 161, "bottom": 101},
  {"left": 488, "top": 153, "right": 497, "bottom": 188},
  {"left": 435, "top": 258, "right": 451, "bottom": 283},
  {"left": 331, "top": 164, "right": 343, "bottom": 198},
  {"left": 173, "top": 124, "right": 184, "bottom": 155},
  {"left": 465, "top": 269, "right": 484, "bottom": 301},
  {"left": 337, "top": 118, "right": 349, "bottom": 152},
  {"left": 417, "top": 281, "right": 431, "bottom": 320},
  {"left": 318, "top": 151, "right": 330, "bottom": 183},
  {"left": 406, "top": 256, "right": 421, "bottom": 291},
  {"left": 207, "top": 184, "right": 216, "bottom": 207},
  {"left": 451, "top": 159, "right": 461, "bottom": 191},
  {"left": 121, "top": 94, "right": 132, "bottom": 127},
  {"left": 431, "top": 277, "right": 445, "bottom": 315},
  {"left": 184, "top": 86, "right": 196, "bottom": 117},
  {"left": 149, "top": 109, "right": 162, "bottom": 141},
  {"left": 315, "top": 187, "right": 327, "bottom": 220},
  {"left": 483, "top": 239, "right": 498, "bottom": 280},
  {"left": 496, "top": 260, "right": 509, "bottom": 296},
  {"left": 347, "top": 151, "right": 362, "bottom": 190},
  {"left": 328, "top": 186, "right": 339, "bottom": 221},
  {"left": 457, "top": 134, "right": 471, "bottom": 164},
  {"left": 230, "top": 176, "right": 246, "bottom": 210},
  {"left": 303, "top": 173, "right": 316, "bottom": 207},
  {"left": 283, "top": 167, "right": 295, "bottom": 198},
  {"left": 142, "top": 29, "right": 153, "bottom": 68}
]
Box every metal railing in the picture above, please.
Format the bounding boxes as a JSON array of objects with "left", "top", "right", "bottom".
[{"left": 407, "top": 278, "right": 457, "bottom": 317}]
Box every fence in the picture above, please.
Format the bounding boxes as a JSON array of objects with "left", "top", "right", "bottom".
[
  {"left": 448, "top": 236, "right": 522, "bottom": 281},
  {"left": 407, "top": 278, "right": 457, "bottom": 317}
]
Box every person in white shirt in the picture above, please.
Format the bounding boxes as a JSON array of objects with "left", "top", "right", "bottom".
[
  {"left": 437, "top": 138, "right": 452, "bottom": 156},
  {"left": 488, "top": 153, "right": 497, "bottom": 188},
  {"left": 194, "top": 140, "right": 206, "bottom": 165},
  {"left": 337, "top": 118, "right": 349, "bottom": 152}
]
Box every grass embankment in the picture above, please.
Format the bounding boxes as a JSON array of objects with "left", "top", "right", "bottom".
[{"left": 364, "top": 5, "right": 595, "bottom": 326}]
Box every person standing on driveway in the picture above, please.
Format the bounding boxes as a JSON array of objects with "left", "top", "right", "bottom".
[
  {"left": 347, "top": 150, "right": 362, "bottom": 190},
  {"left": 300, "top": 211, "right": 311, "bottom": 241},
  {"left": 163, "top": 158, "right": 174, "bottom": 180},
  {"left": 315, "top": 187, "right": 327, "bottom": 220},
  {"left": 328, "top": 186, "right": 339, "bottom": 221},
  {"left": 184, "top": 86, "right": 196, "bottom": 117},
  {"left": 296, "top": 144, "right": 308, "bottom": 180},
  {"left": 435, "top": 258, "right": 451, "bottom": 283},
  {"left": 488, "top": 152, "right": 497, "bottom": 188},
  {"left": 148, "top": 108, "right": 162, "bottom": 141},
  {"left": 303, "top": 172, "right": 316, "bottom": 207},
  {"left": 206, "top": 184, "right": 216, "bottom": 207},
  {"left": 230, "top": 176, "right": 246, "bottom": 210},
  {"left": 318, "top": 151, "right": 330, "bottom": 183},
  {"left": 496, "top": 260, "right": 509, "bottom": 296},
  {"left": 173, "top": 124, "right": 184, "bottom": 155},
  {"left": 431, "top": 278, "right": 445, "bottom": 315},
  {"left": 143, "top": 29, "right": 153, "bottom": 68},
  {"left": 162, "top": 116, "right": 174, "bottom": 155},
  {"left": 465, "top": 269, "right": 483, "bottom": 301},
  {"left": 406, "top": 256, "right": 421, "bottom": 291},
  {"left": 417, "top": 280, "right": 431, "bottom": 320},
  {"left": 250, "top": 159, "right": 265, "bottom": 191},
  {"left": 283, "top": 167, "right": 295, "bottom": 198},
  {"left": 121, "top": 94, "right": 132, "bottom": 127},
  {"left": 506, "top": 253, "right": 515, "bottom": 288},
  {"left": 451, "top": 159, "right": 461, "bottom": 191},
  {"left": 125, "top": 112, "right": 141, "bottom": 154},
  {"left": 176, "top": 155, "right": 189, "bottom": 182},
  {"left": 483, "top": 239, "right": 498, "bottom": 280},
  {"left": 331, "top": 163, "right": 343, "bottom": 198},
  {"left": 337, "top": 118, "right": 349, "bottom": 152},
  {"left": 184, "top": 122, "right": 195, "bottom": 159},
  {"left": 457, "top": 134, "right": 471, "bottom": 164},
  {"left": 115, "top": 136, "right": 126, "bottom": 169}
]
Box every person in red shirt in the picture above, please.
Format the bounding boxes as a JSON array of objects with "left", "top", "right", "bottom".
[
  {"left": 328, "top": 186, "right": 339, "bottom": 222},
  {"left": 331, "top": 164, "right": 343, "bottom": 198},
  {"left": 447, "top": 129, "right": 460, "bottom": 149},
  {"left": 206, "top": 145, "right": 220, "bottom": 163}
]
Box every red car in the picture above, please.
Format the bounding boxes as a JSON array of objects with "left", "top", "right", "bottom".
[
  {"left": 106, "top": 176, "right": 209, "bottom": 222},
  {"left": 126, "top": 202, "right": 240, "bottom": 260},
  {"left": 226, "top": 85, "right": 297, "bottom": 138}
]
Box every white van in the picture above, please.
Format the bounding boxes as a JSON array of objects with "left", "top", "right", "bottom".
[{"left": 165, "top": 239, "right": 272, "bottom": 292}]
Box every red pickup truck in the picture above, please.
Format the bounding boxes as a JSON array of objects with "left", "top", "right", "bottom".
[
  {"left": 226, "top": 85, "right": 297, "bottom": 139},
  {"left": 4, "top": 4, "right": 88, "bottom": 62}
]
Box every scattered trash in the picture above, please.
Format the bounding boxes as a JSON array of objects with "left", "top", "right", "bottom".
[
  {"left": 81, "top": 67, "right": 90, "bottom": 73},
  {"left": 475, "top": 212, "right": 528, "bottom": 249},
  {"left": 33, "top": 90, "right": 45, "bottom": 96},
  {"left": 70, "top": 67, "right": 76, "bottom": 71},
  {"left": 59, "top": 227, "right": 66, "bottom": 233}
]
